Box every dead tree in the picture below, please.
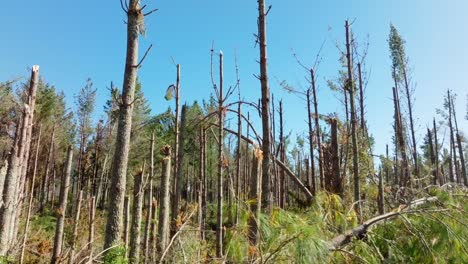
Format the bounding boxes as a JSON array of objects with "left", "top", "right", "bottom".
[
  {"left": 15, "top": 66, "right": 40, "bottom": 242},
  {"left": 171, "top": 104, "right": 186, "bottom": 236},
  {"left": 345, "top": 20, "right": 361, "bottom": 214},
  {"left": 235, "top": 100, "right": 242, "bottom": 225},
  {"left": 324, "top": 119, "right": 342, "bottom": 195},
  {"left": 449, "top": 92, "right": 467, "bottom": 186},
  {"left": 378, "top": 169, "right": 385, "bottom": 214},
  {"left": 157, "top": 145, "right": 172, "bottom": 255},
  {"left": 144, "top": 134, "right": 155, "bottom": 261},
  {"left": 279, "top": 100, "right": 286, "bottom": 207},
  {"left": 68, "top": 191, "right": 84, "bottom": 264},
  {"left": 200, "top": 128, "right": 207, "bottom": 241},
  {"left": 248, "top": 147, "right": 263, "bottom": 255},
  {"left": 393, "top": 87, "right": 410, "bottom": 187},
  {"left": 258, "top": 0, "right": 272, "bottom": 212},
  {"left": 311, "top": 69, "right": 324, "bottom": 191},
  {"left": 104, "top": 0, "right": 153, "bottom": 249},
  {"left": 433, "top": 119, "right": 441, "bottom": 185},
  {"left": 88, "top": 196, "right": 96, "bottom": 263},
  {"left": 216, "top": 51, "right": 225, "bottom": 258},
  {"left": 447, "top": 90, "right": 458, "bottom": 183},
  {"left": 0, "top": 65, "right": 39, "bottom": 255},
  {"left": 171, "top": 64, "right": 181, "bottom": 233},
  {"left": 306, "top": 88, "right": 317, "bottom": 194},
  {"left": 129, "top": 171, "right": 144, "bottom": 264},
  {"left": 357, "top": 63, "right": 366, "bottom": 133},
  {"left": 51, "top": 146, "right": 73, "bottom": 264},
  {"left": 20, "top": 125, "right": 42, "bottom": 264},
  {"left": 427, "top": 128, "right": 437, "bottom": 186}
]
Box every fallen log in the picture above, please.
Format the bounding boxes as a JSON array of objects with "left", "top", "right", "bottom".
[{"left": 327, "top": 196, "right": 438, "bottom": 250}]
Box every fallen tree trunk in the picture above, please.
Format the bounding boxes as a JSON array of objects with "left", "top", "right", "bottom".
[{"left": 327, "top": 197, "right": 438, "bottom": 250}]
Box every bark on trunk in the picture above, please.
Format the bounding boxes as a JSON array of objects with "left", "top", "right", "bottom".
[
  {"left": 216, "top": 52, "right": 224, "bottom": 258},
  {"left": 345, "top": 20, "right": 361, "bottom": 215},
  {"left": 129, "top": 171, "right": 144, "bottom": 264},
  {"left": 449, "top": 92, "right": 467, "bottom": 186},
  {"left": 279, "top": 101, "right": 286, "bottom": 208},
  {"left": 447, "top": 90, "right": 458, "bottom": 183},
  {"left": 248, "top": 147, "right": 263, "bottom": 255},
  {"left": 88, "top": 196, "right": 96, "bottom": 263},
  {"left": 104, "top": 0, "right": 142, "bottom": 249},
  {"left": 20, "top": 126, "right": 41, "bottom": 264},
  {"left": 357, "top": 63, "right": 366, "bottom": 133},
  {"left": 157, "top": 146, "right": 172, "bottom": 256},
  {"left": 144, "top": 134, "right": 155, "bottom": 262},
  {"left": 171, "top": 104, "right": 186, "bottom": 236},
  {"left": 306, "top": 88, "right": 316, "bottom": 195},
  {"left": 235, "top": 102, "right": 242, "bottom": 225},
  {"left": 51, "top": 146, "right": 73, "bottom": 264},
  {"left": 433, "top": 119, "right": 442, "bottom": 185},
  {"left": 401, "top": 59, "right": 419, "bottom": 178},
  {"left": 0, "top": 65, "right": 39, "bottom": 256},
  {"left": 427, "top": 128, "right": 437, "bottom": 186},
  {"left": 68, "top": 190, "right": 83, "bottom": 264},
  {"left": 378, "top": 169, "right": 385, "bottom": 215},
  {"left": 393, "top": 87, "right": 410, "bottom": 187},
  {"left": 258, "top": 0, "right": 272, "bottom": 212},
  {"left": 311, "top": 69, "right": 323, "bottom": 191},
  {"left": 123, "top": 196, "right": 130, "bottom": 253},
  {"left": 172, "top": 64, "right": 181, "bottom": 233}
]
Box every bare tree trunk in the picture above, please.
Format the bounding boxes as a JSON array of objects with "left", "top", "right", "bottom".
[
  {"left": 40, "top": 124, "right": 55, "bottom": 213},
  {"left": 449, "top": 92, "right": 467, "bottom": 186},
  {"left": 235, "top": 101, "right": 242, "bottom": 225},
  {"left": 393, "top": 87, "right": 410, "bottom": 187},
  {"left": 345, "top": 20, "right": 361, "bottom": 215},
  {"left": 331, "top": 119, "right": 342, "bottom": 195},
  {"left": 279, "top": 100, "right": 286, "bottom": 208},
  {"left": 447, "top": 90, "right": 458, "bottom": 183},
  {"left": 306, "top": 88, "right": 316, "bottom": 195},
  {"left": 129, "top": 171, "right": 144, "bottom": 264},
  {"left": 401, "top": 59, "right": 419, "bottom": 179},
  {"left": 51, "top": 146, "right": 73, "bottom": 264},
  {"left": 433, "top": 119, "right": 441, "bottom": 185},
  {"left": 157, "top": 146, "right": 172, "bottom": 255},
  {"left": 172, "top": 64, "right": 181, "bottom": 234},
  {"left": 378, "top": 169, "right": 385, "bottom": 215},
  {"left": 248, "top": 147, "right": 263, "bottom": 256},
  {"left": 104, "top": 0, "right": 144, "bottom": 249},
  {"left": 357, "top": 63, "right": 366, "bottom": 133},
  {"left": 0, "top": 65, "right": 39, "bottom": 255},
  {"left": 88, "top": 196, "right": 96, "bottom": 263},
  {"left": 311, "top": 69, "right": 323, "bottom": 191},
  {"left": 385, "top": 145, "right": 390, "bottom": 184},
  {"left": 216, "top": 52, "right": 225, "bottom": 258},
  {"left": 15, "top": 68, "right": 39, "bottom": 242},
  {"left": 144, "top": 134, "right": 155, "bottom": 262},
  {"left": 20, "top": 125, "right": 41, "bottom": 264},
  {"left": 201, "top": 129, "right": 207, "bottom": 241},
  {"left": 68, "top": 190, "right": 83, "bottom": 264},
  {"left": 150, "top": 197, "right": 157, "bottom": 261},
  {"left": 172, "top": 104, "right": 186, "bottom": 236},
  {"left": 258, "top": 0, "right": 272, "bottom": 212},
  {"left": 427, "top": 128, "right": 437, "bottom": 186}
]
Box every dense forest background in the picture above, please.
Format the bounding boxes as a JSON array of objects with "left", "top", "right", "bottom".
[{"left": 0, "top": 0, "right": 467, "bottom": 263}]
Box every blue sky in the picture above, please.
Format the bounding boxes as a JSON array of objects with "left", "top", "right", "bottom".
[{"left": 1, "top": 0, "right": 467, "bottom": 157}]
